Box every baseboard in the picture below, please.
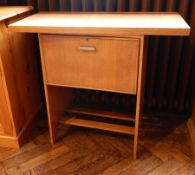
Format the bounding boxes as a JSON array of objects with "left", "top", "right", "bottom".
[
  {"left": 0, "top": 135, "right": 19, "bottom": 148},
  {"left": 187, "top": 118, "right": 195, "bottom": 161},
  {"left": 0, "top": 103, "right": 43, "bottom": 149}
]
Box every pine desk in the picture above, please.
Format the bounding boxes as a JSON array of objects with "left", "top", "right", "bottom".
[
  {"left": 9, "top": 12, "right": 190, "bottom": 158},
  {"left": 0, "top": 7, "right": 42, "bottom": 148}
]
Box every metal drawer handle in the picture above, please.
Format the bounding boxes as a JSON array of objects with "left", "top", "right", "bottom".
[{"left": 79, "top": 46, "right": 96, "bottom": 52}]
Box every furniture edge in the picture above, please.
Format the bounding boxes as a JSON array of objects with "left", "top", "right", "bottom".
[
  {"left": 8, "top": 26, "right": 191, "bottom": 37},
  {"left": 0, "top": 135, "right": 19, "bottom": 148},
  {"left": 0, "top": 103, "right": 43, "bottom": 149},
  {"left": 187, "top": 118, "right": 195, "bottom": 161},
  {"left": 0, "top": 6, "right": 34, "bottom": 22}
]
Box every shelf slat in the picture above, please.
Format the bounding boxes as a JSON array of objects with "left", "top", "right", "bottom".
[
  {"left": 59, "top": 117, "right": 134, "bottom": 135},
  {"left": 66, "top": 107, "right": 135, "bottom": 122}
]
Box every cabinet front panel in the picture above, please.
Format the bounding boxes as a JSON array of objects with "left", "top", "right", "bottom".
[
  {"left": 0, "top": 71, "right": 13, "bottom": 136},
  {"left": 41, "top": 35, "right": 140, "bottom": 94}
]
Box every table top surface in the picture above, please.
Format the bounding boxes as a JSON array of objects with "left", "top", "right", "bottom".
[
  {"left": 9, "top": 12, "right": 190, "bottom": 36},
  {"left": 0, "top": 6, "right": 33, "bottom": 21}
]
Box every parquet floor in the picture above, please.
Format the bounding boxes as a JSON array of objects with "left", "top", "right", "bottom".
[{"left": 0, "top": 116, "right": 194, "bottom": 175}]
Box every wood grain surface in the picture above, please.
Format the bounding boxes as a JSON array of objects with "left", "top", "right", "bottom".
[
  {"left": 0, "top": 116, "right": 193, "bottom": 175},
  {"left": 9, "top": 12, "right": 190, "bottom": 36},
  {"left": 40, "top": 35, "right": 139, "bottom": 94},
  {"left": 0, "top": 6, "right": 42, "bottom": 148},
  {"left": 0, "top": 6, "right": 33, "bottom": 21}
]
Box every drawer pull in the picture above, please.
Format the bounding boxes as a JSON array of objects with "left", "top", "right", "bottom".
[{"left": 79, "top": 46, "right": 96, "bottom": 52}]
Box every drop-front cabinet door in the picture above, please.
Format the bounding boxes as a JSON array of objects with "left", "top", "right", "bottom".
[
  {"left": 40, "top": 35, "right": 140, "bottom": 94},
  {"left": 0, "top": 70, "right": 13, "bottom": 136}
]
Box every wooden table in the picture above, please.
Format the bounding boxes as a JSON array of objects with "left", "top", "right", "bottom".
[
  {"left": 0, "top": 6, "right": 42, "bottom": 148},
  {"left": 9, "top": 12, "right": 190, "bottom": 158}
]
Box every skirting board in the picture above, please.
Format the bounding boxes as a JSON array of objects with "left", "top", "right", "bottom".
[
  {"left": 0, "top": 103, "right": 43, "bottom": 149},
  {"left": 187, "top": 118, "right": 195, "bottom": 161},
  {"left": 0, "top": 135, "right": 19, "bottom": 148}
]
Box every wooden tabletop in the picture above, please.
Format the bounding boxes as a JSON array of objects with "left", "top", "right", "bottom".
[
  {"left": 9, "top": 12, "right": 190, "bottom": 36},
  {"left": 0, "top": 6, "right": 33, "bottom": 21}
]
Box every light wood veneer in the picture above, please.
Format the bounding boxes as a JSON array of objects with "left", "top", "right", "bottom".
[
  {"left": 0, "top": 6, "right": 33, "bottom": 21},
  {"left": 9, "top": 12, "right": 190, "bottom": 36},
  {"left": 8, "top": 12, "right": 190, "bottom": 158},
  {"left": 40, "top": 35, "right": 139, "bottom": 94}
]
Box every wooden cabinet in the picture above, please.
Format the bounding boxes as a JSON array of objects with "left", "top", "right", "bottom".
[
  {"left": 40, "top": 35, "right": 139, "bottom": 94},
  {"left": 0, "top": 75, "right": 12, "bottom": 136},
  {"left": 0, "top": 7, "right": 42, "bottom": 148},
  {"left": 9, "top": 12, "right": 190, "bottom": 158}
]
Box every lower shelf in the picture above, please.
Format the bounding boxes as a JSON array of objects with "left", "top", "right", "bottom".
[
  {"left": 59, "top": 117, "right": 135, "bottom": 135},
  {"left": 66, "top": 107, "right": 135, "bottom": 122}
]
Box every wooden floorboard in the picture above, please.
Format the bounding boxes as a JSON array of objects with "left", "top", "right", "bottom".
[{"left": 0, "top": 116, "right": 194, "bottom": 175}]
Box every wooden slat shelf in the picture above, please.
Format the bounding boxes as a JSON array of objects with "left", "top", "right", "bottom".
[
  {"left": 66, "top": 107, "right": 135, "bottom": 122},
  {"left": 59, "top": 117, "right": 135, "bottom": 135}
]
